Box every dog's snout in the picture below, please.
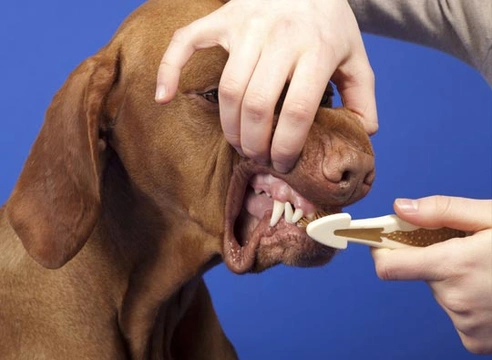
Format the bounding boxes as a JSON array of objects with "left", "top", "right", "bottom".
[{"left": 322, "top": 148, "right": 375, "bottom": 199}]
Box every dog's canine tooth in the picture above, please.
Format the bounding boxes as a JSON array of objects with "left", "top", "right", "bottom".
[
  {"left": 254, "top": 188, "right": 262, "bottom": 195},
  {"left": 291, "top": 208, "right": 304, "bottom": 223},
  {"left": 270, "top": 200, "right": 285, "bottom": 227},
  {"left": 284, "top": 202, "right": 294, "bottom": 223}
]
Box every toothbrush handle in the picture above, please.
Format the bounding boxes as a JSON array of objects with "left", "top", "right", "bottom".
[
  {"left": 342, "top": 215, "right": 467, "bottom": 248},
  {"left": 381, "top": 215, "right": 467, "bottom": 247},
  {"left": 380, "top": 227, "right": 467, "bottom": 248}
]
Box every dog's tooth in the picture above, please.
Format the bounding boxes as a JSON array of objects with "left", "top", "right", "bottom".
[
  {"left": 254, "top": 188, "right": 262, "bottom": 195},
  {"left": 284, "top": 202, "right": 294, "bottom": 223},
  {"left": 306, "top": 213, "right": 315, "bottom": 221},
  {"left": 270, "top": 200, "right": 285, "bottom": 227},
  {"left": 292, "top": 208, "right": 304, "bottom": 223}
]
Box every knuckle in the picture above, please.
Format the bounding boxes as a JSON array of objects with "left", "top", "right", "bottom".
[
  {"left": 366, "top": 122, "right": 379, "bottom": 135},
  {"left": 272, "top": 17, "right": 299, "bottom": 39},
  {"left": 351, "top": 69, "right": 376, "bottom": 91},
  {"left": 219, "top": 79, "right": 243, "bottom": 103},
  {"left": 368, "top": 67, "right": 376, "bottom": 83},
  {"left": 360, "top": 63, "right": 376, "bottom": 83},
  {"left": 223, "top": 132, "right": 241, "bottom": 148},
  {"left": 322, "top": 39, "right": 338, "bottom": 60},
  {"left": 440, "top": 291, "right": 468, "bottom": 314},
  {"left": 374, "top": 260, "right": 393, "bottom": 281},
  {"left": 432, "top": 195, "right": 453, "bottom": 218},
  {"left": 171, "top": 27, "right": 190, "bottom": 44},
  {"left": 271, "top": 151, "right": 297, "bottom": 171},
  {"left": 242, "top": 93, "right": 272, "bottom": 122},
  {"left": 159, "top": 56, "right": 175, "bottom": 68},
  {"left": 281, "top": 99, "right": 313, "bottom": 124},
  {"left": 271, "top": 143, "right": 296, "bottom": 162},
  {"left": 338, "top": 57, "right": 376, "bottom": 89},
  {"left": 242, "top": 144, "right": 268, "bottom": 163},
  {"left": 460, "top": 335, "right": 492, "bottom": 355},
  {"left": 360, "top": 69, "right": 376, "bottom": 90},
  {"left": 271, "top": 136, "right": 303, "bottom": 165}
]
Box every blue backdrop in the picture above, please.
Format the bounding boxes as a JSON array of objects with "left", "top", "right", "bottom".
[{"left": 1, "top": 1, "right": 490, "bottom": 359}]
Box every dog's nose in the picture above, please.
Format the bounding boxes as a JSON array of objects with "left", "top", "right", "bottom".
[{"left": 322, "top": 147, "right": 375, "bottom": 201}]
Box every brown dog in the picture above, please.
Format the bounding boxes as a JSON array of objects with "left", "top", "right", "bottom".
[{"left": 0, "top": 0, "right": 374, "bottom": 358}]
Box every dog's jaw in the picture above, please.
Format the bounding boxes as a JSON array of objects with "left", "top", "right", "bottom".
[
  {"left": 223, "top": 161, "right": 340, "bottom": 274},
  {"left": 222, "top": 114, "right": 375, "bottom": 274}
]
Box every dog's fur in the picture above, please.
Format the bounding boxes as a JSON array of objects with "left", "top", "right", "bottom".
[{"left": 0, "top": 0, "right": 374, "bottom": 358}]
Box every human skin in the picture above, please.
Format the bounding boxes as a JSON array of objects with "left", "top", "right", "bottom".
[
  {"left": 154, "top": 0, "right": 491, "bottom": 354},
  {"left": 372, "top": 196, "right": 492, "bottom": 355},
  {"left": 155, "top": 0, "right": 378, "bottom": 173}
]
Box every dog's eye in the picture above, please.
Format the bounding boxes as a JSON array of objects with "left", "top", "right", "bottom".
[{"left": 200, "top": 89, "right": 219, "bottom": 104}]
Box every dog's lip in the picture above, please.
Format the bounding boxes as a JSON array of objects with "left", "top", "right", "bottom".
[
  {"left": 223, "top": 163, "right": 258, "bottom": 273},
  {"left": 223, "top": 162, "right": 340, "bottom": 274}
]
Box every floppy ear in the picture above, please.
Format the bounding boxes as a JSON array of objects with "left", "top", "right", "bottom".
[{"left": 6, "top": 52, "right": 118, "bottom": 269}]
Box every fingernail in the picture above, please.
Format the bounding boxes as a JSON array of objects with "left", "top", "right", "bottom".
[
  {"left": 155, "top": 85, "right": 167, "bottom": 102},
  {"left": 395, "top": 198, "right": 418, "bottom": 213}
]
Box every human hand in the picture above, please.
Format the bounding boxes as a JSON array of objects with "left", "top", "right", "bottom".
[
  {"left": 155, "top": 0, "right": 378, "bottom": 173},
  {"left": 372, "top": 196, "right": 492, "bottom": 354}
]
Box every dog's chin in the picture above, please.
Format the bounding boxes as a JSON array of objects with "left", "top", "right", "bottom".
[
  {"left": 236, "top": 210, "right": 337, "bottom": 273},
  {"left": 223, "top": 163, "right": 340, "bottom": 274}
]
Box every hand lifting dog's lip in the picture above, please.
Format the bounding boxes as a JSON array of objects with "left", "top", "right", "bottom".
[
  {"left": 220, "top": 111, "right": 375, "bottom": 274},
  {"left": 1, "top": 0, "right": 375, "bottom": 357},
  {"left": 188, "top": 83, "right": 375, "bottom": 275},
  {"left": 176, "top": 37, "right": 375, "bottom": 277}
]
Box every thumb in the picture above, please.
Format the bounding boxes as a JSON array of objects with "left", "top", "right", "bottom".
[{"left": 394, "top": 196, "right": 491, "bottom": 233}]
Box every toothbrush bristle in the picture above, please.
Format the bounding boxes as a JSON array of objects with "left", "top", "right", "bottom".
[{"left": 297, "top": 211, "right": 331, "bottom": 228}]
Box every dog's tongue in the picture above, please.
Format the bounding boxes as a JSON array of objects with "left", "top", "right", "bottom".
[{"left": 224, "top": 173, "right": 322, "bottom": 274}]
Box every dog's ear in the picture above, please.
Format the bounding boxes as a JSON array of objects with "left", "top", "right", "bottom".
[{"left": 6, "top": 52, "right": 118, "bottom": 269}]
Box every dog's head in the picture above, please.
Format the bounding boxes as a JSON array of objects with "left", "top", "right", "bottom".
[{"left": 6, "top": 0, "right": 374, "bottom": 274}]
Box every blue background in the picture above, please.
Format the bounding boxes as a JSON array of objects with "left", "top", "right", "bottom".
[{"left": 0, "top": 1, "right": 490, "bottom": 359}]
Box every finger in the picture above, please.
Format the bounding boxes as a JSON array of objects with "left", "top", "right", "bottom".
[
  {"left": 373, "top": 229, "right": 492, "bottom": 282},
  {"left": 219, "top": 35, "right": 262, "bottom": 154},
  {"left": 332, "top": 53, "right": 378, "bottom": 135},
  {"left": 155, "top": 17, "right": 226, "bottom": 104},
  {"left": 271, "top": 50, "right": 332, "bottom": 173},
  {"left": 239, "top": 45, "right": 294, "bottom": 164},
  {"left": 371, "top": 245, "right": 456, "bottom": 281},
  {"left": 394, "top": 196, "right": 492, "bottom": 232}
]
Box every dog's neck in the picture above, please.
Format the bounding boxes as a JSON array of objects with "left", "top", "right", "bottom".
[{"left": 94, "top": 156, "right": 223, "bottom": 358}]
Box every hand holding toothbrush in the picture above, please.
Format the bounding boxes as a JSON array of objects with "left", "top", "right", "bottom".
[{"left": 372, "top": 196, "right": 492, "bottom": 355}]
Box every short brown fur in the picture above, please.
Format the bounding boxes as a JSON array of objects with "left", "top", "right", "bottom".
[{"left": 0, "top": 0, "right": 374, "bottom": 358}]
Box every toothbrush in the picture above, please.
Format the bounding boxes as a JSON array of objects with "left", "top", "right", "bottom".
[{"left": 305, "top": 213, "right": 466, "bottom": 250}]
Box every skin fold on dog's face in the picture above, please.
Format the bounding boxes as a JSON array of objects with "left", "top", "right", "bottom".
[
  {"left": 1, "top": 1, "right": 373, "bottom": 358},
  {"left": 7, "top": 0, "right": 374, "bottom": 276}
]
